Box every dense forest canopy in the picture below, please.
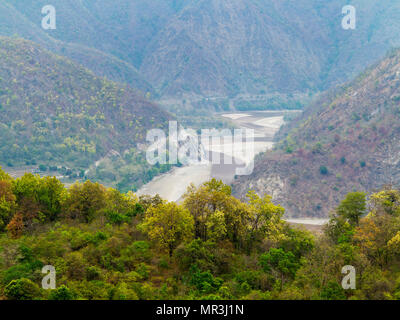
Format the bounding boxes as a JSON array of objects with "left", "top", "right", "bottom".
[{"left": 1, "top": 166, "right": 400, "bottom": 300}]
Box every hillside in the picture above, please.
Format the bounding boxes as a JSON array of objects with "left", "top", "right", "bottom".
[
  {"left": 0, "top": 1, "right": 154, "bottom": 93},
  {"left": 0, "top": 37, "right": 171, "bottom": 189},
  {"left": 1, "top": 171, "right": 400, "bottom": 300},
  {"left": 233, "top": 49, "right": 400, "bottom": 218},
  {"left": 141, "top": 0, "right": 329, "bottom": 98},
  {"left": 4, "top": 0, "right": 186, "bottom": 69},
  {"left": 143, "top": 0, "right": 400, "bottom": 98},
  {"left": 3, "top": 0, "right": 400, "bottom": 102}
]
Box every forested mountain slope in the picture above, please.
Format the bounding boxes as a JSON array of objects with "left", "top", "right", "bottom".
[
  {"left": 3, "top": 0, "right": 400, "bottom": 99},
  {"left": 233, "top": 49, "right": 400, "bottom": 217},
  {"left": 0, "top": 1, "right": 154, "bottom": 93},
  {"left": 0, "top": 37, "right": 171, "bottom": 186}
]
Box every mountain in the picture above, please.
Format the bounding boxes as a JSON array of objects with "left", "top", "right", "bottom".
[
  {"left": 233, "top": 49, "right": 400, "bottom": 217},
  {"left": 0, "top": 37, "right": 172, "bottom": 189},
  {"left": 141, "top": 0, "right": 329, "bottom": 98},
  {"left": 0, "top": 1, "right": 154, "bottom": 93},
  {"left": 3, "top": 0, "right": 187, "bottom": 69},
  {"left": 142, "top": 0, "right": 400, "bottom": 98},
  {"left": 3, "top": 0, "right": 400, "bottom": 101}
]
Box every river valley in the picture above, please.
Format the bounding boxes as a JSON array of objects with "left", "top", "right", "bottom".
[{"left": 137, "top": 110, "right": 329, "bottom": 226}]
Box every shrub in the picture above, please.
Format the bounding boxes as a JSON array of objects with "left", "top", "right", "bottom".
[
  {"left": 189, "top": 265, "right": 223, "bottom": 294},
  {"left": 319, "top": 166, "right": 329, "bottom": 175},
  {"left": 4, "top": 278, "right": 41, "bottom": 300},
  {"left": 320, "top": 281, "right": 346, "bottom": 300},
  {"left": 49, "top": 285, "right": 75, "bottom": 300}
]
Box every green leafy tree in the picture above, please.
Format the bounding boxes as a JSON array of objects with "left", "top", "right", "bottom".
[
  {"left": 0, "top": 180, "right": 16, "bottom": 231},
  {"left": 260, "top": 248, "right": 300, "bottom": 290},
  {"left": 183, "top": 179, "right": 232, "bottom": 241},
  {"left": 0, "top": 166, "right": 11, "bottom": 181},
  {"left": 11, "top": 174, "right": 65, "bottom": 223},
  {"left": 36, "top": 176, "right": 66, "bottom": 221},
  {"left": 4, "top": 278, "right": 41, "bottom": 300},
  {"left": 139, "top": 202, "right": 194, "bottom": 256},
  {"left": 247, "top": 191, "right": 285, "bottom": 249},
  {"left": 189, "top": 264, "right": 223, "bottom": 294},
  {"left": 370, "top": 190, "right": 400, "bottom": 216},
  {"left": 183, "top": 179, "right": 249, "bottom": 246},
  {"left": 337, "top": 192, "right": 367, "bottom": 226},
  {"left": 104, "top": 189, "right": 139, "bottom": 225}
]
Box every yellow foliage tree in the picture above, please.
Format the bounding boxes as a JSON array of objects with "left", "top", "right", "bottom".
[{"left": 139, "top": 202, "right": 194, "bottom": 256}]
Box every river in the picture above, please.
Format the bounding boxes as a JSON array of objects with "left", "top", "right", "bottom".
[
  {"left": 137, "top": 110, "right": 329, "bottom": 225},
  {"left": 138, "top": 110, "right": 291, "bottom": 199}
]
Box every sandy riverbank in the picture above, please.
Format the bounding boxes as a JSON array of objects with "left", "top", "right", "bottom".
[{"left": 137, "top": 111, "right": 291, "bottom": 201}]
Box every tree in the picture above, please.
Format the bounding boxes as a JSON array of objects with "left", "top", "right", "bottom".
[
  {"left": 63, "top": 181, "right": 107, "bottom": 222},
  {"left": 183, "top": 179, "right": 248, "bottom": 245},
  {"left": 11, "top": 174, "right": 65, "bottom": 225},
  {"left": 104, "top": 188, "right": 140, "bottom": 225},
  {"left": 336, "top": 192, "right": 367, "bottom": 226},
  {"left": 36, "top": 176, "right": 65, "bottom": 221},
  {"left": 246, "top": 191, "right": 285, "bottom": 249},
  {"left": 388, "top": 231, "right": 400, "bottom": 255},
  {"left": 325, "top": 214, "right": 354, "bottom": 244},
  {"left": 353, "top": 214, "right": 396, "bottom": 267},
  {"left": 0, "top": 166, "right": 11, "bottom": 181},
  {"left": 174, "top": 240, "right": 217, "bottom": 272},
  {"left": 370, "top": 189, "right": 400, "bottom": 216},
  {"left": 260, "top": 248, "right": 300, "bottom": 290},
  {"left": 12, "top": 173, "right": 40, "bottom": 203},
  {"left": 0, "top": 180, "right": 16, "bottom": 231},
  {"left": 279, "top": 226, "right": 314, "bottom": 259},
  {"left": 138, "top": 194, "right": 163, "bottom": 212},
  {"left": 139, "top": 202, "right": 194, "bottom": 256},
  {"left": 205, "top": 210, "right": 227, "bottom": 241},
  {"left": 319, "top": 166, "right": 328, "bottom": 175},
  {"left": 6, "top": 212, "right": 24, "bottom": 239},
  {"left": 11, "top": 174, "right": 41, "bottom": 226},
  {"left": 183, "top": 179, "right": 232, "bottom": 241},
  {"left": 189, "top": 264, "right": 223, "bottom": 294}
]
